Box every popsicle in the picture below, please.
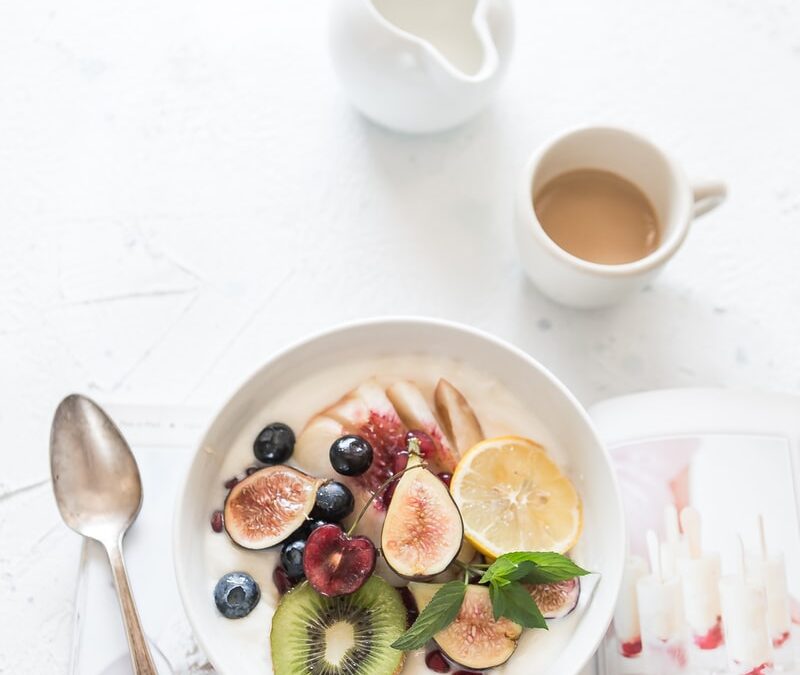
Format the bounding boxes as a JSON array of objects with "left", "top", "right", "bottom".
[
  {"left": 660, "top": 504, "right": 690, "bottom": 579},
  {"left": 637, "top": 530, "right": 688, "bottom": 671},
  {"left": 719, "top": 537, "right": 773, "bottom": 675},
  {"left": 677, "top": 507, "right": 724, "bottom": 650},
  {"left": 614, "top": 555, "right": 648, "bottom": 658},
  {"left": 747, "top": 516, "right": 792, "bottom": 651}
]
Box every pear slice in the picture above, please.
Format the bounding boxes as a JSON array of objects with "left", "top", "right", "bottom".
[
  {"left": 434, "top": 379, "right": 484, "bottom": 454},
  {"left": 381, "top": 455, "right": 463, "bottom": 579}
]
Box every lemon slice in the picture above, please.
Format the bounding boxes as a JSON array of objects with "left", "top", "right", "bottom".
[{"left": 450, "top": 436, "right": 582, "bottom": 557}]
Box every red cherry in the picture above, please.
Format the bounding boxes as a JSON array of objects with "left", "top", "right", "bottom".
[
  {"left": 272, "top": 566, "right": 294, "bottom": 595},
  {"left": 437, "top": 472, "right": 452, "bottom": 488},
  {"left": 210, "top": 510, "right": 224, "bottom": 533},
  {"left": 303, "top": 524, "right": 376, "bottom": 596},
  {"left": 425, "top": 649, "right": 450, "bottom": 672}
]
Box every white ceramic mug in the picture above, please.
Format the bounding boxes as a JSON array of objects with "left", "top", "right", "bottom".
[{"left": 514, "top": 126, "right": 726, "bottom": 308}]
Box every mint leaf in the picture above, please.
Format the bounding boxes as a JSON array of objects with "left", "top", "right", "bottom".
[
  {"left": 391, "top": 581, "right": 466, "bottom": 651},
  {"left": 489, "top": 581, "right": 547, "bottom": 629},
  {"left": 481, "top": 552, "right": 588, "bottom": 586}
]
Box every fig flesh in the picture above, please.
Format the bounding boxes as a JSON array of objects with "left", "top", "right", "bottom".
[
  {"left": 409, "top": 583, "right": 523, "bottom": 670},
  {"left": 434, "top": 379, "right": 484, "bottom": 455},
  {"left": 381, "top": 455, "right": 463, "bottom": 579},
  {"left": 527, "top": 577, "right": 581, "bottom": 619},
  {"left": 223, "top": 466, "right": 321, "bottom": 549}
]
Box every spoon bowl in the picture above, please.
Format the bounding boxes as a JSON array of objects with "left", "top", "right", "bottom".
[
  {"left": 50, "top": 394, "right": 158, "bottom": 675},
  {"left": 51, "top": 394, "right": 143, "bottom": 545}
]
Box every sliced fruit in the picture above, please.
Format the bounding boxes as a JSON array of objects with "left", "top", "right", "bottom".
[
  {"left": 450, "top": 436, "right": 582, "bottom": 556},
  {"left": 270, "top": 574, "right": 406, "bottom": 675},
  {"left": 303, "top": 523, "right": 377, "bottom": 596},
  {"left": 381, "top": 455, "right": 463, "bottom": 579},
  {"left": 434, "top": 379, "right": 484, "bottom": 455},
  {"left": 527, "top": 578, "right": 581, "bottom": 619},
  {"left": 386, "top": 381, "right": 460, "bottom": 473},
  {"left": 409, "top": 583, "right": 523, "bottom": 670},
  {"left": 223, "top": 466, "right": 321, "bottom": 549},
  {"left": 213, "top": 571, "right": 260, "bottom": 619}
]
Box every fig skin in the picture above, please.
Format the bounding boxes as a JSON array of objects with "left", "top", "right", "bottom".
[
  {"left": 381, "top": 455, "right": 464, "bottom": 580},
  {"left": 223, "top": 465, "right": 321, "bottom": 550},
  {"left": 527, "top": 577, "right": 581, "bottom": 619},
  {"left": 409, "top": 583, "right": 523, "bottom": 670}
]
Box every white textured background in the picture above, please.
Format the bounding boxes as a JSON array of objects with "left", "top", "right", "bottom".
[{"left": 1, "top": 0, "right": 799, "bottom": 671}]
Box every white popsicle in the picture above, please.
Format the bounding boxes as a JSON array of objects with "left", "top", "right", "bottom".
[
  {"left": 719, "top": 537, "right": 773, "bottom": 674},
  {"left": 748, "top": 517, "right": 792, "bottom": 651},
  {"left": 614, "top": 555, "right": 647, "bottom": 658},
  {"left": 677, "top": 507, "right": 723, "bottom": 650},
  {"left": 637, "top": 530, "right": 687, "bottom": 671}
]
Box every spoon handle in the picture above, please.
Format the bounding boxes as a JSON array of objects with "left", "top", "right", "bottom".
[{"left": 106, "top": 541, "right": 159, "bottom": 675}]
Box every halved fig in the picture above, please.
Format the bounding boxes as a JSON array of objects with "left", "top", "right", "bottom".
[
  {"left": 434, "top": 378, "right": 483, "bottom": 455},
  {"left": 223, "top": 466, "right": 321, "bottom": 549},
  {"left": 386, "top": 381, "right": 459, "bottom": 473},
  {"left": 381, "top": 454, "right": 463, "bottom": 578},
  {"left": 527, "top": 578, "right": 581, "bottom": 619},
  {"left": 409, "top": 583, "right": 523, "bottom": 669}
]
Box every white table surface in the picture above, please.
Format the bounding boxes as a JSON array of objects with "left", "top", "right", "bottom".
[{"left": 2, "top": 0, "right": 799, "bottom": 671}]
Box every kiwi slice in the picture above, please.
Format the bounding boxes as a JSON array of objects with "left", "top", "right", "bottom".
[{"left": 270, "top": 575, "right": 406, "bottom": 675}]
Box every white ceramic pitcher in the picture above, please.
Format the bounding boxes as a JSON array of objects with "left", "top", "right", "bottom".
[{"left": 329, "top": 0, "right": 514, "bottom": 134}]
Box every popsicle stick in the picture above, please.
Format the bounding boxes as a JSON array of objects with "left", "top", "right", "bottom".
[
  {"left": 757, "top": 514, "right": 768, "bottom": 560},
  {"left": 646, "top": 529, "right": 662, "bottom": 581},
  {"left": 664, "top": 504, "right": 680, "bottom": 544},
  {"left": 680, "top": 507, "right": 702, "bottom": 559},
  {"left": 735, "top": 534, "right": 747, "bottom": 578}
]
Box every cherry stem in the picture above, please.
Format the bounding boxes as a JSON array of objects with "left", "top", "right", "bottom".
[{"left": 346, "top": 442, "right": 426, "bottom": 537}]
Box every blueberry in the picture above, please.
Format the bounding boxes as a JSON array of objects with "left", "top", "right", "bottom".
[
  {"left": 280, "top": 539, "right": 307, "bottom": 581},
  {"left": 311, "top": 481, "right": 355, "bottom": 522},
  {"left": 253, "top": 422, "right": 295, "bottom": 465},
  {"left": 329, "top": 435, "right": 373, "bottom": 476},
  {"left": 214, "top": 571, "right": 260, "bottom": 619}
]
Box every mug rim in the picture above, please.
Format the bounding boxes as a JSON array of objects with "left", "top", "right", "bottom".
[{"left": 517, "top": 125, "right": 694, "bottom": 278}]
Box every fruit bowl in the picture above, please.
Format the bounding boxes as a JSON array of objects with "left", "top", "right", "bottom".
[{"left": 174, "top": 317, "right": 625, "bottom": 675}]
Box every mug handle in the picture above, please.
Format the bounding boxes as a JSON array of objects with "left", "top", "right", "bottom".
[{"left": 692, "top": 180, "right": 727, "bottom": 218}]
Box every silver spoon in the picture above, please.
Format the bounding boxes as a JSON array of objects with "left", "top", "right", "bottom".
[{"left": 51, "top": 394, "right": 158, "bottom": 675}]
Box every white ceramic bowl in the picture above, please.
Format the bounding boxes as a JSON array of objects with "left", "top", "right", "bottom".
[{"left": 174, "top": 317, "right": 625, "bottom": 675}]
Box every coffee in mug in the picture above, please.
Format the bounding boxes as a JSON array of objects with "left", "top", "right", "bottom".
[{"left": 533, "top": 169, "right": 660, "bottom": 265}]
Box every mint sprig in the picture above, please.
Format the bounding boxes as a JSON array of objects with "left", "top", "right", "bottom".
[{"left": 391, "top": 551, "right": 588, "bottom": 651}]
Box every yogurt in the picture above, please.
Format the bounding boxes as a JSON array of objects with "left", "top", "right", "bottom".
[{"left": 200, "top": 355, "right": 587, "bottom": 674}]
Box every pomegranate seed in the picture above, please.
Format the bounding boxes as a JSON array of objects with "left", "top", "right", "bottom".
[
  {"left": 210, "top": 510, "right": 224, "bottom": 533},
  {"left": 437, "top": 472, "right": 452, "bottom": 488},
  {"left": 245, "top": 466, "right": 259, "bottom": 476},
  {"left": 223, "top": 475, "right": 239, "bottom": 490},
  {"left": 406, "top": 430, "right": 436, "bottom": 458},
  {"left": 272, "top": 566, "right": 294, "bottom": 596},
  {"left": 393, "top": 451, "right": 410, "bottom": 473},
  {"left": 425, "top": 649, "right": 450, "bottom": 673},
  {"left": 398, "top": 587, "right": 419, "bottom": 628}
]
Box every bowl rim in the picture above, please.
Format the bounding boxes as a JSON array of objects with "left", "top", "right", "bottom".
[{"left": 173, "top": 315, "right": 626, "bottom": 674}]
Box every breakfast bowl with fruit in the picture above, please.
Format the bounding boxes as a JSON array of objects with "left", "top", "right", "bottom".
[{"left": 174, "top": 317, "right": 625, "bottom": 675}]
